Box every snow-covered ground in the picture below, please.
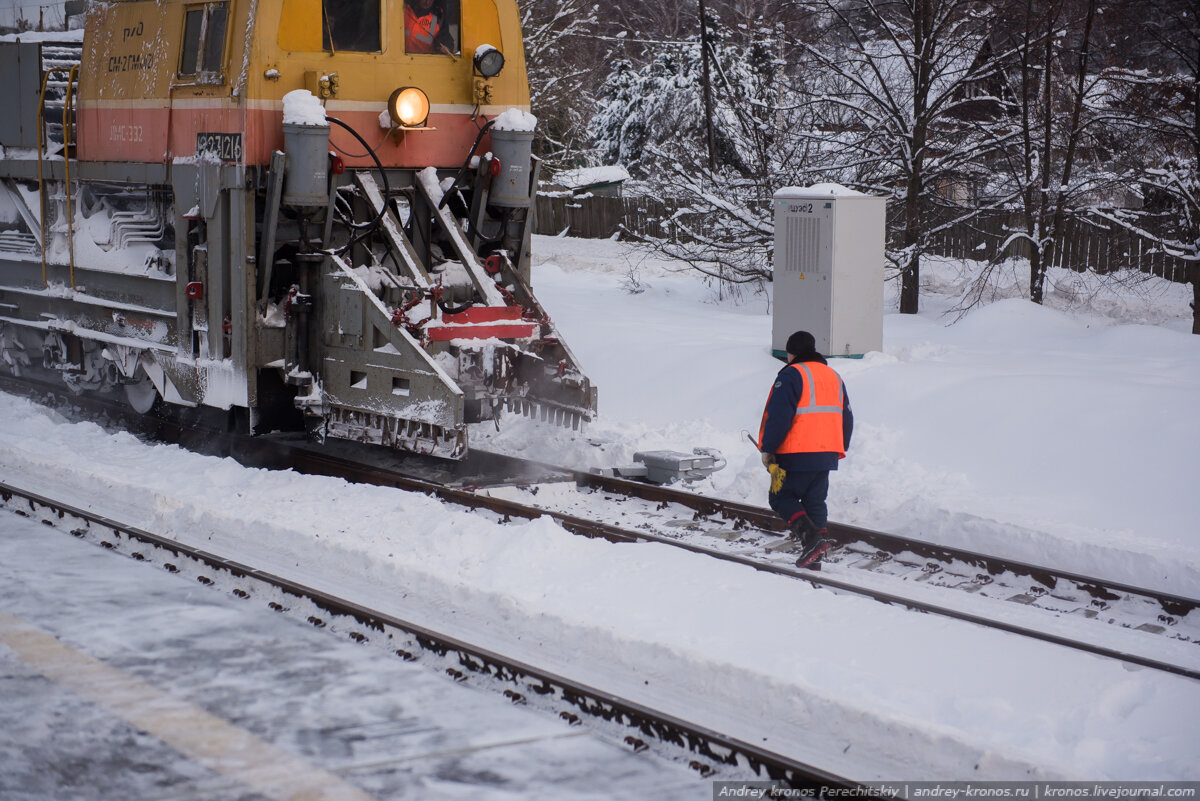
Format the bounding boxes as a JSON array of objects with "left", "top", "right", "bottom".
[
  {"left": 1, "top": 512, "right": 706, "bottom": 800},
  {"left": 482, "top": 239, "right": 1200, "bottom": 598},
  {"left": 2, "top": 235, "right": 1198, "bottom": 781}
]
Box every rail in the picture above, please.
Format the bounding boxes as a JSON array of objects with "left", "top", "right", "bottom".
[
  {"left": 0, "top": 480, "right": 855, "bottom": 789},
  {"left": 571, "top": 471, "right": 1200, "bottom": 619}
]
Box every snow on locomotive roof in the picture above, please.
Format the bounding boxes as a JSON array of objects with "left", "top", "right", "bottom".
[{"left": 282, "top": 90, "right": 327, "bottom": 127}]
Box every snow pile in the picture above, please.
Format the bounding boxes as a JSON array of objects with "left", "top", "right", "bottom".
[
  {"left": 492, "top": 108, "right": 537, "bottom": 132},
  {"left": 777, "top": 183, "right": 867, "bottom": 197},
  {"left": 0, "top": 29, "right": 85, "bottom": 42},
  {"left": 927, "top": 255, "right": 1195, "bottom": 328},
  {"left": 553, "top": 165, "right": 631, "bottom": 190},
  {"left": 416, "top": 166, "right": 444, "bottom": 202},
  {"left": 282, "top": 90, "right": 327, "bottom": 127}
]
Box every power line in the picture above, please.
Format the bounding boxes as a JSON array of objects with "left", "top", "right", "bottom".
[{"left": 562, "top": 31, "right": 699, "bottom": 47}]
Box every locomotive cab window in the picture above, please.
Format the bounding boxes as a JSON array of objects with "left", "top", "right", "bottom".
[
  {"left": 405, "top": 0, "right": 460, "bottom": 55},
  {"left": 179, "top": 2, "right": 229, "bottom": 81},
  {"left": 322, "top": 0, "right": 381, "bottom": 52}
]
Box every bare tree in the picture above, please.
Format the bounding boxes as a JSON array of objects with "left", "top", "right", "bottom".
[
  {"left": 982, "top": 0, "right": 1117, "bottom": 306},
  {"left": 577, "top": 0, "right": 1193, "bottom": 324},
  {"left": 602, "top": 0, "right": 699, "bottom": 44},
  {"left": 520, "top": 0, "right": 603, "bottom": 170},
  {"left": 589, "top": 12, "right": 816, "bottom": 289},
  {"left": 796, "top": 0, "right": 1014, "bottom": 313},
  {"left": 587, "top": 0, "right": 1014, "bottom": 303},
  {"left": 1095, "top": 0, "right": 1200, "bottom": 333}
]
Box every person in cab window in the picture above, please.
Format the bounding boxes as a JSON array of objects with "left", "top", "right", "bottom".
[{"left": 405, "top": 0, "right": 453, "bottom": 54}]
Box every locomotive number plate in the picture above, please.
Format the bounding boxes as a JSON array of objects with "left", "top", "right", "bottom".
[{"left": 196, "top": 132, "right": 243, "bottom": 163}]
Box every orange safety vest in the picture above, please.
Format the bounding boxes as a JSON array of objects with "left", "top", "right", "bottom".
[
  {"left": 405, "top": 6, "right": 440, "bottom": 53},
  {"left": 759, "top": 361, "right": 846, "bottom": 457}
]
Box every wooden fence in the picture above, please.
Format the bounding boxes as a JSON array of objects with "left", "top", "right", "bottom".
[
  {"left": 926, "top": 210, "right": 1191, "bottom": 283},
  {"left": 534, "top": 194, "right": 1192, "bottom": 283},
  {"left": 534, "top": 194, "right": 678, "bottom": 240}
]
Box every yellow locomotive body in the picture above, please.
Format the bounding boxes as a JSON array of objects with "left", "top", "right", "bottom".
[
  {"left": 78, "top": 0, "right": 530, "bottom": 169},
  {"left": 0, "top": 0, "right": 595, "bottom": 459}
]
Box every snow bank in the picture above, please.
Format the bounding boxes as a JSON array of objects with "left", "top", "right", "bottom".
[
  {"left": 0, "top": 29, "right": 84, "bottom": 42},
  {"left": 553, "top": 165, "right": 631, "bottom": 190}
]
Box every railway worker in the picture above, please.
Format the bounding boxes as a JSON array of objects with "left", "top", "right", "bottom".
[
  {"left": 405, "top": 0, "right": 453, "bottom": 54},
  {"left": 758, "top": 330, "right": 854, "bottom": 569}
]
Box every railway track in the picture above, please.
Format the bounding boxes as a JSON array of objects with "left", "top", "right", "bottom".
[
  {"left": 0, "top": 480, "right": 853, "bottom": 790},
  {"left": 5, "top": 377, "right": 1199, "bottom": 683},
  {"left": 488, "top": 474, "right": 1200, "bottom": 641},
  {"left": 207, "top": 430, "right": 1200, "bottom": 682}
]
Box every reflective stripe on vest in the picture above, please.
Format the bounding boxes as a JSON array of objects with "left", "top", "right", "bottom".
[{"left": 778, "top": 361, "right": 846, "bottom": 457}]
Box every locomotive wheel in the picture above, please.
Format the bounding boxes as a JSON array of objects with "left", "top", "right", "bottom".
[{"left": 124, "top": 369, "right": 162, "bottom": 415}]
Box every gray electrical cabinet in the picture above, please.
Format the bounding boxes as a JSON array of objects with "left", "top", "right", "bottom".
[{"left": 772, "top": 186, "right": 885, "bottom": 359}]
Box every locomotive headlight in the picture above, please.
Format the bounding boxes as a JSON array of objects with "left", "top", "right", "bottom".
[
  {"left": 388, "top": 87, "right": 430, "bottom": 128},
  {"left": 473, "top": 45, "right": 504, "bottom": 78}
]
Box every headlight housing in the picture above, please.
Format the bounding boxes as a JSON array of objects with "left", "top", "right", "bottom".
[
  {"left": 473, "top": 45, "right": 504, "bottom": 78},
  {"left": 388, "top": 87, "right": 430, "bottom": 128}
]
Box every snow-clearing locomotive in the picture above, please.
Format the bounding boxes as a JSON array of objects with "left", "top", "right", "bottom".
[{"left": 0, "top": 0, "right": 596, "bottom": 459}]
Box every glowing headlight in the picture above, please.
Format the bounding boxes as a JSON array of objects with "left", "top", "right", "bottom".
[
  {"left": 388, "top": 86, "right": 430, "bottom": 128},
  {"left": 473, "top": 45, "right": 504, "bottom": 78}
]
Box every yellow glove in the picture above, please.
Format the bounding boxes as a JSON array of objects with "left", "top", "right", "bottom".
[{"left": 767, "top": 462, "right": 786, "bottom": 494}]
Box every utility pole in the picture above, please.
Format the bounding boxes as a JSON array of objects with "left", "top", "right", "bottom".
[{"left": 697, "top": 0, "right": 717, "bottom": 172}]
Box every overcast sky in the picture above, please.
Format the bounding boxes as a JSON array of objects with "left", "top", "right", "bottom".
[{"left": 0, "top": 0, "right": 70, "bottom": 31}]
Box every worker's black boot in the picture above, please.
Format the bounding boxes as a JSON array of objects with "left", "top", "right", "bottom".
[
  {"left": 787, "top": 512, "right": 819, "bottom": 544},
  {"left": 796, "top": 530, "right": 830, "bottom": 569}
]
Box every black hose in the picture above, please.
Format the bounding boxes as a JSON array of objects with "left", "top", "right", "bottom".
[
  {"left": 436, "top": 297, "right": 475, "bottom": 315},
  {"left": 437, "top": 118, "right": 496, "bottom": 211},
  {"left": 324, "top": 115, "right": 391, "bottom": 255}
]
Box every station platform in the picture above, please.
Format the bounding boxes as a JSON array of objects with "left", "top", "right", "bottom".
[{"left": 0, "top": 510, "right": 705, "bottom": 800}]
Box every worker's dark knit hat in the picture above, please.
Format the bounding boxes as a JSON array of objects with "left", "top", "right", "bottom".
[{"left": 786, "top": 330, "right": 817, "bottom": 355}]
